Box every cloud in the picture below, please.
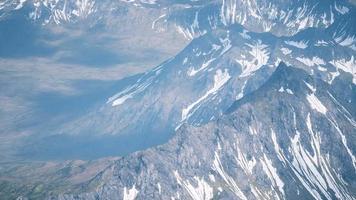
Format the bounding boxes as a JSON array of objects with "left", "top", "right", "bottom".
[
  {"left": 0, "top": 57, "right": 150, "bottom": 95},
  {"left": 0, "top": 56, "right": 151, "bottom": 140}
]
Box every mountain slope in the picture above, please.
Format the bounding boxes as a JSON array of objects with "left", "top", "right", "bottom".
[
  {"left": 20, "top": 62, "right": 354, "bottom": 199},
  {"left": 21, "top": 12, "right": 356, "bottom": 159}
]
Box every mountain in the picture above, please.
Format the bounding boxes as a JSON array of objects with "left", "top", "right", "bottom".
[
  {"left": 19, "top": 4, "right": 356, "bottom": 159},
  {"left": 3, "top": 62, "right": 354, "bottom": 199},
  {"left": 58, "top": 63, "right": 356, "bottom": 199},
  {"left": 0, "top": 0, "right": 355, "bottom": 199}
]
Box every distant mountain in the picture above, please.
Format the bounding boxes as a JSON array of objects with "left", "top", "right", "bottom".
[{"left": 1, "top": 0, "right": 353, "bottom": 36}]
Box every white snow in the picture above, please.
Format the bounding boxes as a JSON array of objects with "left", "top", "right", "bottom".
[
  {"left": 234, "top": 139, "right": 256, "bottom": 175},
  {"left": 208, "top": 174, "right": 215, "bottom": 182},
  {"left": 318, "top": 66, "right": 327, "bottom": 72},
  {"left": 329, "top": 56, "right": 356, "bottom": 84},
  {"left": 304, "top": 81, "right": 316, "bottom": 92},
  {"left": 306, "top": 93, "right": 327, "bottom": 114},
  {"left": 296, "top": 57, "right": 325, "bottom": 67},
  {"left": 72, "top": 0, "right": 96, "bottom": 18},
  {"left": 220, "top": 0, "right": 238, "bottom": 25},
  {"left": 327, "top": 116, "right": 356, "bottom": 170},
  {"left": 286, "top": 88, "right": 294, "bottom": 95},
  {"left": 289, "top": 131, "right": 330, "bottom": 200},
  {"left": 271, "top": 129, "right": 286, "bottom": 164},
  {"left": 15, "top": 0, "right": 27, "bottom": 10},
  {"left": 278, "top": 87, "right": 293, "bottom": 94},
  {"left": 123, "top": 185, "right": 139, "bottom": 200},
  {"left": 157, "top": 183, "right": 162, "bottom": 194},
  {"left": 334, "top": 3, "right": 349, "bottom": 14},
  {"left": 108, "top": 66, "right": 162, "bottom": 107},
  {"left": 248, "top": 125, "right": 257, "bottom": 135},
  {"left": 278, "top": 87, "right": 285, "bottom": 92},
  {"left": 182, "top": 69, "right": 231, "bottom": 121},
  {"left": 260, "top": 154, "right": 285, "bottom": 198},
  {"left": 280, "top": 47, "right": 292, "bottom": 55},
  {"left": 152, "top": 14, "right": 166, "bottom": 29},
  {"left": 289, "top": 119, "right": 354, "bottom": 200},
  {"left": 315, "top": 40, "right": 328, "bottom": 47},
  {"left": 174, "top": 171, "right": 213, "bottom": 200},
  {"left": 306, "top": 113, "right": 321, "bottom": 164},
  {"left": 334, "top": 34, "right": 355, "bottom": 46},
  {"left": 187, "top": 34, "right": 231, "bottom": 77},
  {"left": 285, "top": 40, "right": 308, "bottom": 49},
  {"left": 213, "top": 152, "right": 247, "bottom": 200},
  {"left": 176, "top": 26, "right": 194, "bottom": 40},
  {"left": 339, "top": 36, "right": 355, "bottom": 46},
  {"left": 112, "top": 94, "right": 132, "bottom": 106},
  {"left": 250, "top": 185, "right": 265, "bottom": 200},
  {"left": 236, "top": 80, "right": 247, "bottom": 100},
  {"left": 188, "top": 58, "right": 216, "bottom": 76},
  {"left": 284, "top": 115, "right": 355, "bottom": 200},
  {"left": 219, "top": 32, "right": 232, "bottom": 55},
  {"left": 240, "top": 30, "right": 251, "bottom": 39},
  {"left": 235, "top": 40, "right": 270, "bottom": 77},
  {"left": 329, "top": 70, "right": 340, "bottom": 84}
]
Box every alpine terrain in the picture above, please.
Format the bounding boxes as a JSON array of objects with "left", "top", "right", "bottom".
[{"left": 0, "top": 0, "right": 355, "bottom": 199}]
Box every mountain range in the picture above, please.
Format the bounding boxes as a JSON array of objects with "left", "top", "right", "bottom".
[{"left": 0, "top": 0, "right": 355, "bottom": 199}]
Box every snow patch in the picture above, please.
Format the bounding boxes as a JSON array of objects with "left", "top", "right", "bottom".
[
  {"left": 234, "top": 139, "right": 256, "bottom": 175},
  {"left": 188, "top": 58, "right": 216, "bottom": 76},
  {"left": 260, "top": 154, "right": 285, "bottom": 198},
  {"left": 327, "top": 117, "right": 356, "bottom": 170},
  {"left": 280, "top": 47, "right": 292, "bottom": 55},
  {"left": 157, "top": 183, "right": 162, "bottom": 194},
  {"left": 285, "top": 40, "right": 308, "bottom": 49},
  {"left": 296, "top": 57, "right": 325, "bottom": 67},
  {"left": 330, "top": 56, "right": 356, "bottom": 84},
  {"left": 271, "top": 129, "right": 286, "bottom": 164},
  {"left": 236, "top": 80, "right": 247, "bottom": 100},
  {"left": 315, "top": 40, "right": 328, "bottom": 47},
  {"left": 306, "top": 93, "right": 327, "bottom": 114},
  {"left": 213, "top": 152, "right": 247, "bottom": 200},
  {"left": 123, "top": 185, "right": 139, "bottom": 200},
  {"left": 182, "top": 69, "right": 231, "bottom": 121},
  {"left": 278, "top": 87, "right": 293, "bottom": 94},
  {"left": 334, "top": 3, "right": 349, "bottom": 14},
  {"left": 174, "top": 171, "right": 213, "bottom": 200},
  {"left": 15, "top": 0, "right": 27, "bottom": 10},
  {"left": 236, "top": 40, "right": 270, "bottom": 77},
  {"left": 240, "top": 30, "right": 251, "bottom": 39},
  {"left": 304, "top": 81, "right": 316, "bottom": 93},
  {"left": 108, "top": 65, "right": 163, "bottom": 107},
  {"left": 278, "top": 87, "right": 285, "bottom": 92},
  {"left": 286, "top": 88, "right": 294, "bottom": 95}
]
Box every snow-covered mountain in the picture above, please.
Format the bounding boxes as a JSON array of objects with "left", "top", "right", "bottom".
[
  {"left": 4, "top": 62, "right": 355, "bottom": 199},
  {"left": 0, "top": 0, "right": 355, "bottom": 199},
  {"left": 60, "top": 62, "right": 354, "bottom": 200},
  {"left": 22, "top": 0, "right": 354, "bottom": 159}
]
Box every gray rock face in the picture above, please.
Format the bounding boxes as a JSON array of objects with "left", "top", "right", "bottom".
[{"left": 49, "top": 63, "right": 355, "bottom": 200}]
